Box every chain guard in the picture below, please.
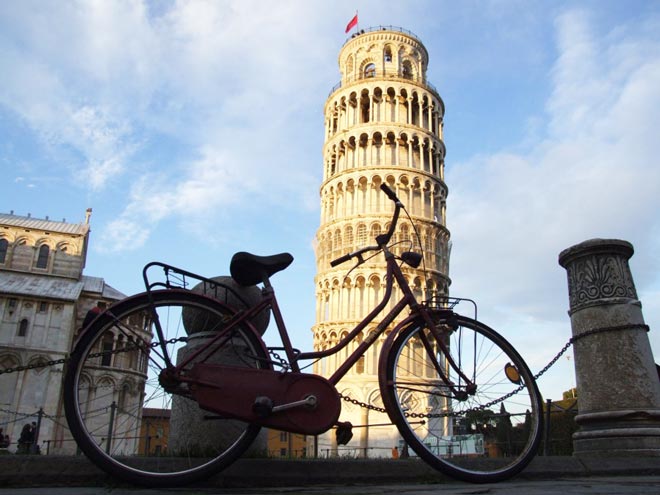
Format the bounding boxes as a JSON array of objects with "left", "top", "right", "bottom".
[{"left": 187, "top": 363, "right": 341, "bottom": 435}]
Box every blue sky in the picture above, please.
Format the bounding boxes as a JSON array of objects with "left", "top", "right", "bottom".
[{"left": 2, "top": 0, "right": 659, "bottom": 402}]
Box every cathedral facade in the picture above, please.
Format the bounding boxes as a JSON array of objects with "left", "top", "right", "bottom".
[
  {"left": 0, "top": 210, "right": 127, "bottom": 453},
  {"left": 312, "top": 26, "right": 451, "bottom": 457}
]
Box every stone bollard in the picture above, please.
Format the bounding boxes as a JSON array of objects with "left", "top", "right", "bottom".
[
  {"left": 558, "top": 239, "right": 660, "bottom": 457},
  {"left": 169, "top": 276, "right": 269, "bottom": 457}
]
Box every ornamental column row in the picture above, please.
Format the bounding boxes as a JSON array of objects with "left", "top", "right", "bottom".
[
  {"left": 327, "top": 95, "right": 442, "bottom": 138},
  {"left": 321, "top": 186, "right": 444, "bottom": 223},
  {"left": 326, "top": 141, "right": 443, "bottom": 177}
]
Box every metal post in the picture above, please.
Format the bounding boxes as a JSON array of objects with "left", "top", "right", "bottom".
[
  {"left": 33, "top": 408, "right": 43, "bottom": 454},
  {"left": 543, "top": 399, "right": 551, "bottom": 456},
  {"left": 145, "top": 420, "right": 151, "bottom": 456},
  {"left": 106, "top": 401, "right": 117, "bottom": 455}
]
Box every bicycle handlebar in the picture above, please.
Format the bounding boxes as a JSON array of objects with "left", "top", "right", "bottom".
[
  {"left": 380, "top": 183, "right": 399, "bottom": 202},
  {"left": 330, "top": 253, "right": 353, "bottom": 267},
  {"left": 330, "top": 184, "right": 402, "bottom": 267}
]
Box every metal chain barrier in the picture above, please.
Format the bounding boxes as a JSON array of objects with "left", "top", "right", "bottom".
[
  {"left": 1, "top": 322, "right": 651, "bottom": 420},
  {"left": 340, "top": 323, "right": 651, "bottom": 418},
  {"left": 339, "top": 393, "right": 387, "bottom": 414},
  {"left": 0, "top": 337, "right": 187, "bottom": 375}
]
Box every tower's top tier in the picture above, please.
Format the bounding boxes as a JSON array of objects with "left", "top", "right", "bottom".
[{"left": 337, "top": 26, "right": 429, "bottom": 89}]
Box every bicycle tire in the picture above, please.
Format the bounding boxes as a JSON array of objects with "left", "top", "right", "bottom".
[
  {"left": 380, "top": 314, "right": 542, "bottom": 483},
  {"left": 63, "top": 289, "right": 269, "bottom": 487}
]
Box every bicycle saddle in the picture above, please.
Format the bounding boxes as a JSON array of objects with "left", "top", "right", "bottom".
[{"left": 230, "top": 251, "right": 294, "bottom": 286}]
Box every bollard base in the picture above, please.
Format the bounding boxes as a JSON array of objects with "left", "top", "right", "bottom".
[{"left": 573, "top": 409, "right": 660, "bottom": 457}]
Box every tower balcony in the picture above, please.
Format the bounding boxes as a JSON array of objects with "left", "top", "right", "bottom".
[{"left": 329, "top": 68, "right": 440, "bottom": 99}]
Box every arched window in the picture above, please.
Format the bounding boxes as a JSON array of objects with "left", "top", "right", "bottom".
[
  {"left": 101, "top": 332, "right": 114, "bottom": 366},
  {"left": 364, "top": 63, "right": 376, "bottom": 78},
  {"left": 0, "top": 238, "right": 8, "bottom": 264},
  {"left": 370, "top": 224, "right": 382, "bottom": 241},
  {"left": 356, "top": 224, "right": 367, "bottom": 247},
  {"left": 118, "top": 383, "right": 131, "bottom": 411},
  {"left": 35, "top": 244, "right": 49, "bottom": 269},
  {"left": 356, "top": 356, "right": 365, "bottom": 374},
  {"left": 401, "top": 60, "right": 413, "bottom": 79},
  {"left": 384, "top": 46, "right": 393, "bottom": 63},
  {"left": 0, "top": 355, "right": 20, "bottom": 404},
  {"left": 345, "top": 226, "right": 354, "bottom": 249},
  {"left": 18, "top": 318, "right": 29, "bottom": 337}
]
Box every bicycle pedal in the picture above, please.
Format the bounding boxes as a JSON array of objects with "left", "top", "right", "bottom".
[
  {"left": 335, "top": 421, "right": 353, "bottom": 445},
  {"left": 252, "top": 396, "right": 274, "bottom": 418}
]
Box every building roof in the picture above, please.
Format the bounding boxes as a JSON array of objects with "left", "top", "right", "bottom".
[
  {"left": 0, "top": 212, "right": 90, "bottom": 236},
  {"left": 142, "top": 408, "right": 171, "bottom": 418},
  {"left": 81, "top": 275, "right": 126, "bottom": 300},
  {"left": 0, "top": 272, "right": 125, "bottom": 302},
  {"left": 0, "top": 271, "right": 84, "bottom": 301}
]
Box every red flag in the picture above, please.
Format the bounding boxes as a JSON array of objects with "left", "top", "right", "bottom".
[{"left": 345, "top": 14, "right": 358, "bottom": 33}]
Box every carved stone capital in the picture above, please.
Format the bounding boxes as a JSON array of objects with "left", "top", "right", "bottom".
[{"left": 558, "top": 238, "right": 637, "bottom": 313}]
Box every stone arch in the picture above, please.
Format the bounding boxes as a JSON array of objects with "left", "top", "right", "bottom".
[
  {"left": 359, "top": 57, "right": 376, "bottom": 78},
  {"left": 384, "top": 44, "right": 393, "bottom": 64},
  {"left": 344, "top": 225, "right": 354, "bottom": 250},
  {"left": 356, "top": 223, "right": 368, "bottom": 247},
  {"left": 0, "top": 236, "right": 9, "bottom": 265},
  {"left": 367, "top": 388, "right": 384, "bottom": 409},
  {"left": 55, "top": 240, "right": 74, "bottom": 254},
  {"left": 0, "top": 354, "right": 21, "bottom": 405},
  {"left": 340, "top": 387, "right": 359, "bottom": 412},
  {"left": 369, "top": 222, "right": 382, "bottom": 242},
  {"left": 118, "top": 379, "right": 136, "bottom": 412},
  {"left": 345, "top": 54, "right": 354, "bottom": 80},
  {"left": 401, "top": 58, "right": 415, "bottom": 80},
  {"left": 357, "top": 176, "right": 369, "bottom": 213},
  {"left": 14, "top": 235, "right": 29, "bottom": 246},
  {"left": 333, "top": 228, "right": 342, "bottom": 257},
  {"left": 372, "top": 132, "right": 383, "bottom": 165}
]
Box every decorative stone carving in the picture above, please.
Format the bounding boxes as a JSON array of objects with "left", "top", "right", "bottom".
[{"left": 560, "top": 239, "right": 637, "bottom": 313}]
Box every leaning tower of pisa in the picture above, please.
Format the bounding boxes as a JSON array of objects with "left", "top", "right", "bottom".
[{"left": 312, "top": 26, "right": 450, "bottom": 457}]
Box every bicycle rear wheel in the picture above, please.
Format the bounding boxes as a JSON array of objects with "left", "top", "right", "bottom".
[
  {"left": 380, "top": 314, "right": 542, "bottom": 483},
  {"left": 64, "top": 290, "right": 268, "bottom": 487}
]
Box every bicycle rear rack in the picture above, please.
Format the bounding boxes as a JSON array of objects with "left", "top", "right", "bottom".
[
  {"left": 142, "top": 261, "right": 255, "bottom": 310},
  {"left": 423, "top": 295, "right": 478, "bottom": 321}
]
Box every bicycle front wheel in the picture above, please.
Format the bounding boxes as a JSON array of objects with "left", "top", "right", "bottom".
[
  {"left": 380, "top": 315, "right": 542, "bottom": 483},
  {"left": 63, "top": 290, "right": 268, "bottom": 487}
]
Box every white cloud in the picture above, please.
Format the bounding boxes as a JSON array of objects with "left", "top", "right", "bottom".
[
  {"left": 2, "top": 0, "right": 337, "bottom": 240},
  {"left": 98, "top": 217, "right": 151, "bottom": 253},
  {"left": 447, "top": 8, "right": 660, "bottom": 398}
]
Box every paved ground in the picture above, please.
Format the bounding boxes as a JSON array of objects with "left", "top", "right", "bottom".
[
  {"left": 1, "top": 477, "right": 660, "bottom": 495},
  {"left": 1, "top": 456, "right": 659, "bottom": 494}
]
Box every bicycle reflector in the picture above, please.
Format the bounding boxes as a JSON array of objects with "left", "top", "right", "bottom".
[{"left": 505, "top": 362, "right": 522, "bottom": 385}]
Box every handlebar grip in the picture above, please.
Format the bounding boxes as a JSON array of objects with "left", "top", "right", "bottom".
[
  {"left": 330, "top": 253, "right": 352, "bottom": 267},
  {"left": 380, "top": 183, "right": 399, "bottom": 202}
]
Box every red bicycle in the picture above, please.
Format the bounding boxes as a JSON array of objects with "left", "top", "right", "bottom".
[{"left": 64, "top": 184, "right": 542, "bottom": 486}]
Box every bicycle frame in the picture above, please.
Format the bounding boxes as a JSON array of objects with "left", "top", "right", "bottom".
[{"left": 145, "top": 247, "right": 474, "bottom": 402}]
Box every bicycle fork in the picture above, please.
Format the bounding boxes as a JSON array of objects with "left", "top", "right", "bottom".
[{"left": 417, "top": 309, "right": 478, "bottom": 401}]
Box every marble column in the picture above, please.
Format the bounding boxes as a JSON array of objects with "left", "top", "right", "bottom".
[{"left": 558, "top": 238, "right": 660, "bottom": 456}]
